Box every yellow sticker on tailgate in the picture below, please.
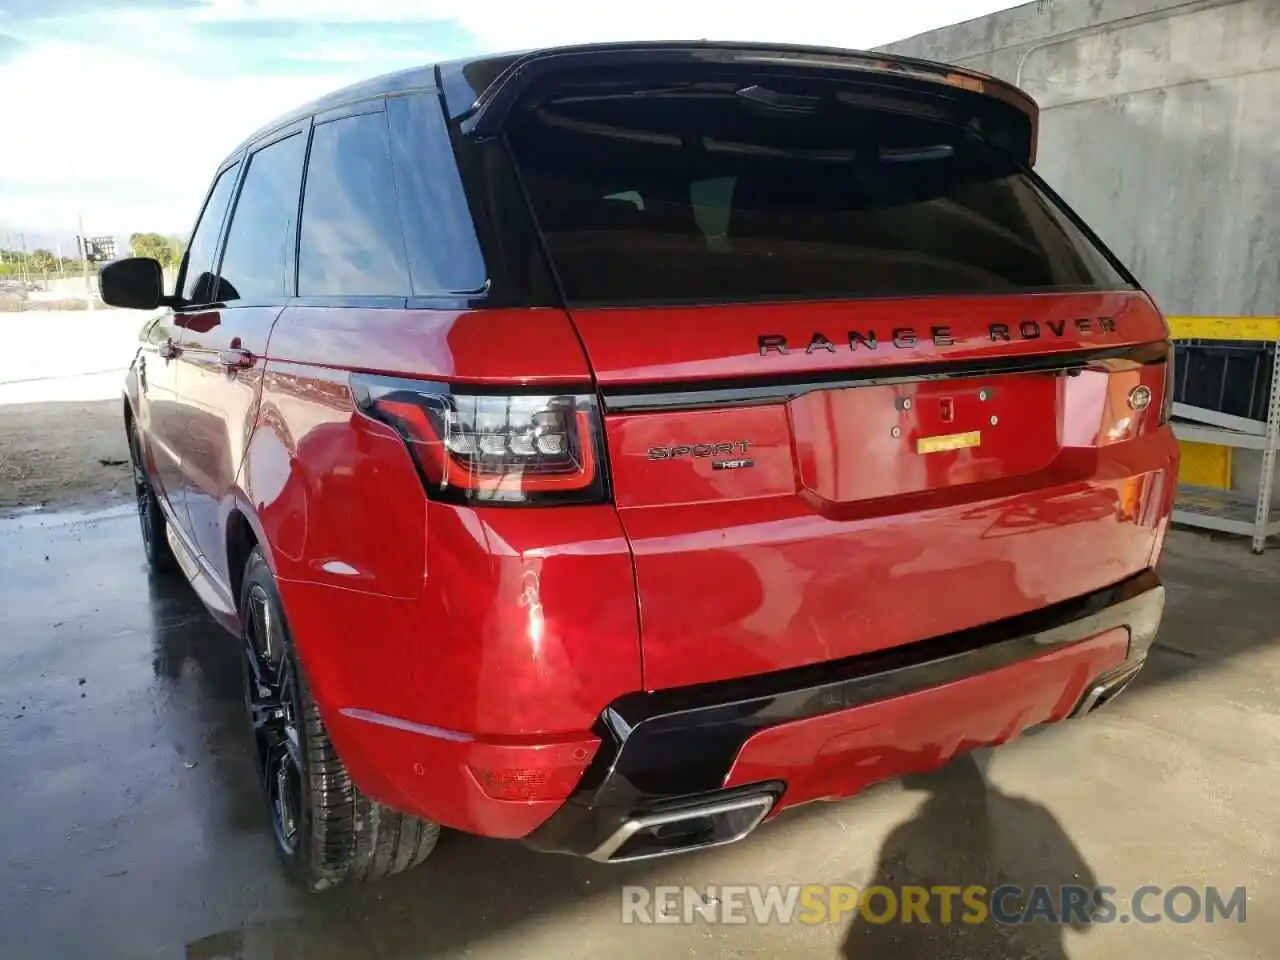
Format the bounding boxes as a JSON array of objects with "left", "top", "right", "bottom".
[{"left": 916, "top": 430, "right": 982, "bottom": 454}]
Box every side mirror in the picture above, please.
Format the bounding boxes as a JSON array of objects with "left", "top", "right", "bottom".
[{"left": 100, "top": 257, "right": 167, "bottom": 310}]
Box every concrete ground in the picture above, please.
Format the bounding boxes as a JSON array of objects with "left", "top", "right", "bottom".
[
  {"left": 0, "top": 310, "right": 144, "bottom": 405},
  {"left": 0, "top": 511, "right": 1276, "bottom": 959},
  {"left": 0, "top": 310, "right": 148, "bottom": 514}
]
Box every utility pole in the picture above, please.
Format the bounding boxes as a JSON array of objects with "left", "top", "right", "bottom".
[
  {"left": 19, "top": 232, "right": 28, "bottom": 284},
  {"left": 64, "top": 145, "right": 94, "bottom": 309},
  {"left": 76, "top": 212, "right": 93, "bottom": 309}
]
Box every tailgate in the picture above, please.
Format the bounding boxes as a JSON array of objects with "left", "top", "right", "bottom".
[
  {"left": 588, "top": 294, "right": 1174, "bottom": 690},
  {"left": 494, "top": 54, "right": 1176, "bottom": 689}
]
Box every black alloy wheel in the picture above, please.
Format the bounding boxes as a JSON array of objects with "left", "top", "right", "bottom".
[
  {"left": 243, "top": 581, "right": 305, "bottom": 857},
  {"left": 237, "top": 547, "right": 440, "bottom": 890},
  {"left": 127, "top": 423, "right": 176, "bottom": 573}
]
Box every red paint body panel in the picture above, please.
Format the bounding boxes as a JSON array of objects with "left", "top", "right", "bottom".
[
  {"left": 267, "top": 305, "right": 593, "bottom": 384},
  {"left": 620, "top": 440, "right": 1171, "bottom": 690},
  {"left": 789, "top": 373, "right": 1063, "bottom": 502},
  {"left": 272, "top": 503, "right": 641, "bottom": 740},
  {"left": 245, "top": 361, "right": 428, "bottom": 595},
  {"left": 323, "top": 710, "right": 600, "bottom": 838},
  {"left": 608, "top": 404, "right": 798, "bottom": 507},
  {"left": 244, "top": 310, "right": 641, "bottom": 737},
  {"left": 725, "top": 628, "right": 1130, "bottom": 810}
]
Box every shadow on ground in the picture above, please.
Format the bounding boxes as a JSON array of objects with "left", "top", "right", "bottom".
[{"left": 841, "top": 755, "right": 1096, "bottom": 959}]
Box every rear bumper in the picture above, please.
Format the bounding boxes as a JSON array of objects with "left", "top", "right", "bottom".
[
  {"left": 318, "top": 570, "right": 1161, "bottom": 848},
  {"left": 524, "top": 570, "right": 1164, "bottom": 860}
]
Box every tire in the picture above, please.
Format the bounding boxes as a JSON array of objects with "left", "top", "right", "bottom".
[
  {"left": 239, "top": 547, "right": 440, "bottom": 890},
  {"left": 126, "top": 421, "right": 177, "bottom": 574}
]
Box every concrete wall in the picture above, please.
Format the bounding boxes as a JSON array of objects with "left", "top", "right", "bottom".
[
  {"left": 42, "top": 269, "right": 177, "bottom": 299},
  {"left": 880, "top": 0, "right": 1279, "bottom": 317},
  {"left": 45, "top": 275, "right": 99, "bottom": 298}
]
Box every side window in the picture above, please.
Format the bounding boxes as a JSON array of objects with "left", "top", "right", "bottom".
[
  {"left": 216, "top": 132, "right": 307, "bottom": 302},
  {"left": 690, "top": 177, "right": 736, "bottom": 252},
  {"left": 387, "top": 94, "right": 487, "bottom": 295},
  {"left": 298, "top": 111, "right": 411, "bottom": 297},
  {"left": 181, "top": 162, "right": 240, "bottom": 303}
]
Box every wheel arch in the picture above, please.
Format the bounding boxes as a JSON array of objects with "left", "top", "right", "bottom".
[
  {"left": 225, "top": 496, "right": 276, "bottom": 613},
  {"left": 123, "top": 391, "right": 155, "bottom": 480}
]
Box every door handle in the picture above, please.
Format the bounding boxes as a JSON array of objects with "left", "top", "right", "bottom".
[
  {"left": 218, "top": 347, "right": 256, "bottom": 370},
  {"left": 158, "top": 339, "right": 180, "bottom": 360}
]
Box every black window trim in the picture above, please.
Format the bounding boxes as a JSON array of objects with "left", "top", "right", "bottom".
[
  {"left": 174, "top": 155, "right": 245, "bottom": 311},
  {"left": 1021, "top": 161, "right": 1141, "bottom": 292},
  {"left": 314, "top": 100, "right": 386, "bottom": 126},
  {"left": 204, "top": 118, "right": 313, "bottom": 311},
  {"left": 290, "top": 295, "right": 410, "bottom": 309}
]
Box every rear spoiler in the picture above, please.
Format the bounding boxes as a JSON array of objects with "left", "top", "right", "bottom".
[{"left": 438, "top": 42, "right": 1040, "bottom": 165}]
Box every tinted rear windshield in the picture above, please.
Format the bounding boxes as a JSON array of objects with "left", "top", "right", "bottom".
[{"left": 506, "top": 82, "right": 1132, "bottom": 306}]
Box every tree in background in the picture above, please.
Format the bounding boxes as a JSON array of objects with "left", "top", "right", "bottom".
[
  {"left": 29, "top": 249, "right": 57, "bottom": 273},
  {"left": 130, "top": 232, "right": 183, "bottom": 267}
]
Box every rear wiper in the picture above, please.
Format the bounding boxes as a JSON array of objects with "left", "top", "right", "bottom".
[
  {"left": 548, "top": 83, "right": 721, "bottom": 105},
  {"left": 879, "top": 144, "right": 955, "bottom": 162},
  {"left": 735, "top": 84, "right": 821, "bottom": 113}
]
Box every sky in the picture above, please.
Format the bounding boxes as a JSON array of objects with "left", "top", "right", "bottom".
[{"left": 0, "top": 0, "right": 1025, "bottom": 253}]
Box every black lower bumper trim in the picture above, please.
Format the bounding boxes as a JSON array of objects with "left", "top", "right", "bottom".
[{"left": 525, "top": 570, "right": 1163, "bottom": 857}]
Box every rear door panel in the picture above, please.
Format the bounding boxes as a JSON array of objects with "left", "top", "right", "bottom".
[
  {"left": 176, "top": 305, "right": 279, "bottom": 581},
  {"left": 137, "top": 310, "right": 189, "bottom": 524}
]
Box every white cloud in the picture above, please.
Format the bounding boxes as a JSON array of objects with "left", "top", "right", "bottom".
[
  {"left": 189, "top": 0, "right": 1017, "bottom": 50},
  {"left": 0, "top": 0, "right": 1023, "bottom": 244},
  {"left": 426, "top": 0, "right": 1013, "bottom": 52},
  {"left": 0, "top": 43, "right": 363, "bottom": 236}
]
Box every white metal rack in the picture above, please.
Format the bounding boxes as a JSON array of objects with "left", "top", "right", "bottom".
[{"left": 1170, "top": 332, "right": 1280, "bottom": 553}]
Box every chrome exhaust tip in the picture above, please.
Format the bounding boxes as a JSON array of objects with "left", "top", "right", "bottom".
[
  {"left": 589, "top": 794, "right": 775, "bottom": 863},
  {"left": 1072, "top": 660, "right": 1144, "bottom": 718}
]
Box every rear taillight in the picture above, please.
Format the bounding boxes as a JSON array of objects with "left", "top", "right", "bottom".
[{"left": 352, "top": 375, "right": 606, "bottom": 505}]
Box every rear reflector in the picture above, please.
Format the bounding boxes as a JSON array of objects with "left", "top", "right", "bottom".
[
  {"left": 467, "top": 763, "right": 587, "bottom": 802},
  {"left": 351, "top": 374, "right": 606, "bottom": 505}
]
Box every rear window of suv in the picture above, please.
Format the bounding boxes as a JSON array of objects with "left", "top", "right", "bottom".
[{"left": 505, "top": 85, "right": 1132, "bottom": 306}]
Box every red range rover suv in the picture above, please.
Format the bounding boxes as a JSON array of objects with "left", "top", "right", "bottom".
[{"left": 103, "top": 42, "right": 1176, "bottom": 889}]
